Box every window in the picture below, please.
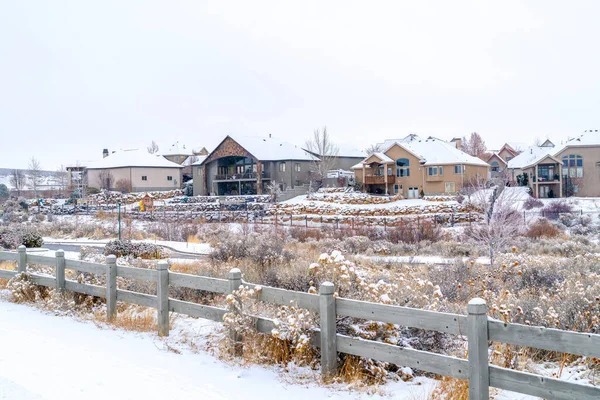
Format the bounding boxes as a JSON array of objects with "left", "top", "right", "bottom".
[
  {"left": 428, "top": 166, "right": 439, "bottom": 176},
  {"left": 141, "top": 176, "right": 147, "bottom": 181},
  {"left": 439, "top": 166, "right": 443, "bottom": 175},
  {"left": 295, "top": 163, "right": 301, "bottom": 172},
  {"left": 279, "top": 162, "right": 286, "bottom": 172},
  {"left": 454, "top": 165, "right": 465, "bottom": 174},
  {"left": 394, "top": 184, "right": 399, "bottom": 194},
  {"left": 167, "top": 176, "right": 173, "bottom": 181},
  {"left": 396, "top": 158, "right": 410, "bottom": 177},
  {"left": 491, "top": 161, "right": 499, "bottom": 172},
  {"left": 562, "top": 155, "right": 583, "bottom": 178},
  {"left": 445, "top": 182, "right": 455, "bottom": 193}
]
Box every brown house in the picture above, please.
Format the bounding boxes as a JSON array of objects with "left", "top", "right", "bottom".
[
  {"left": 354, "top": 135, "right": 490, "bottom": 197},
  {"left": 192, "top": 135, "right": 314, "bottom": 196},
  {"left": 508, "top": 130, "right": 600, "bottom": 197}
]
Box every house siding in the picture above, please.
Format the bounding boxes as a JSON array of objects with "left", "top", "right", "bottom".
[{"left": 87, "top": 167, "right": 182, "bottom": 192}]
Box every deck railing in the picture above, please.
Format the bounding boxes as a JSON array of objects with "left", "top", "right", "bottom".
[{"left": 1, "top": 247, "right": 599, "bottom": 400}]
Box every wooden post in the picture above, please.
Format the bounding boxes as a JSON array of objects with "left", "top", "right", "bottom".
[
  {"left": 228, "top": 268, "right": 243, "bottom": 355},
  {"left": 106, "top": 255, "right": 117, "bottom": 322},
  {"left": 319, "top": 282, "right": 337, "bottom": 378},
  {"left": 157, "top": 260, "right": 169, "bottom": 337},
  {"left": 55, "top": 249, "right": 65, "bottom": 291},
  {"left": 467, "top": 298, "right": 489, "bottom": 400},
  {"left": 17, "top": 245, "right": 27, "bottom": 273}
]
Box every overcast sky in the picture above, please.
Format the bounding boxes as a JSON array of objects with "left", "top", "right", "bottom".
[{"left": 1, "top": 1, "right": 599, "bottom": 170}]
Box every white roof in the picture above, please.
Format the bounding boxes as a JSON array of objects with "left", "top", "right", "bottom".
[
  {"left": 191, "top": 155, "right": 208, "bottom": 166},
  {"left": 86, "top": 149, "right": 183, "bottom": 170},
  {"left": 336, "top": 144, "right": 366, "bottom": 158},
  {"left": 229, "top": 135, "right": 314, "bottom": 161},
  {"left": 507, "top": 146, "right": 557, "bottom": 169},
  {"left": 351, "top": 162, "right": 370, "bottom": 169},
  {"left": 161, "top": 141, "right": 193, "bottom": 156},
  {"left": 504, "top": 142, "right": 528, "bottom": 153},
  {"left": 508, "top": 130, "right": 600, "bottom": 169},
  {"left": 357, "top": 135, "right": 489, "bottom": 167}
]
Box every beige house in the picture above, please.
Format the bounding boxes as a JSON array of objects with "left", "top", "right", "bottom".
[
  {"left": 508, "top": 130, "right": 600, "bottom": 197},
  {"left": 86, "top": 149, "right": 183, "bottom": 192},
  {"left": 354, "top": 135, "right": 490, "bottom": 197}
]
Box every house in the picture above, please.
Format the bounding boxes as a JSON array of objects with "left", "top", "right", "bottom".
[
  {"left": 354, "top": 135, "right": 490, "bottom": 197},
  {"left": 86, "top": 149, "right": 183, "bottom": 192},
  {"left": 508, "top": 130, "right": 600, "bottom": 197},
  {"left": 192, "top": 135, "right": 315, "bottom": 196}
]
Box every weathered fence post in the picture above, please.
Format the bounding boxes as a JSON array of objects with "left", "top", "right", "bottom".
[
  {"left": 106, "top": 255, "right": 117, "bottom": 322},
  {"left": 17, "top": 245, "right": 27, "bottom": 273},
  {"left": 467, "top": 298, "right": 489, "bottom": 400},
  {"left": 319, "top": 281, "right": 337, "bottom": 378},
  {"left": 228, "top": 268, "right": 243, "bottom": 355},
  {"left": 157, "top": 260, "right": 170, "bottom": 337},
  {"left": 55, "top": 249, "right": 65, "bottom": 291}
]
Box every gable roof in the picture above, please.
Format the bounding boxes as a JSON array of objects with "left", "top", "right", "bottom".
[
  {"left": 507, "top": 146, "right": 558, "bottom": 169},
  {"left": 86, "top": 150, "right": 184, "bottom": 170},
  {"left": 487, "top": 153, "right": 507, "bottom": 165},
  {"left": 359, "top": 134, "right": 489, "bottom": 168}
]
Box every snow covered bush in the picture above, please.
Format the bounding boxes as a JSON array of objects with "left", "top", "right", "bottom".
[
  {"left": 523, "top": 196, "right": 544, "bottom": 210},
  {"left": 525, "top": 219, "right": 561, "bottom": 239},
  {"left": 0, "top": 225, "right": 43, "bottom": 249},
  {"left": 103, "top": 240, "right": 166, "bottom": 259},
  {"left": 541, "top": 201, "right": 573, "bottom": 220},
  {"left": 7, "top": 272, "right": 49, "bottom": 303}
]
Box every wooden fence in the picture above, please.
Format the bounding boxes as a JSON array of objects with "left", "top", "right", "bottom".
[{"left": 1, "top": 246, "right": 599, "bottom": 400}]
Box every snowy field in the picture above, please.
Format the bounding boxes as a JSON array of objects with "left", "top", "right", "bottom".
[{"left": 0, "top": 296, "right": 435, "bottom": 400}]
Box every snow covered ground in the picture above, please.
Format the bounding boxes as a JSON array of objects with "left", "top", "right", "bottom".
[
  {"left": 0, "top": 296, "right": 435, "bottom": 400},
  {"left": 42, "top": 237, "right": 212, "bottom": 255},
  {"left": 282, "top": 195, "right": 458, "bottom": 210}
]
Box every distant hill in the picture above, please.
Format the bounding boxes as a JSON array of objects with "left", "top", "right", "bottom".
[{"left": 0, "top": 168, "right": 62, "bottom": 190}]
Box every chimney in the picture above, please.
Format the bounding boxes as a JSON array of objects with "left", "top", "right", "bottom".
[
  {"left": 103, "top": 149, "right": 109, "bottom": 158},
  {"left": 269, "top": 133, "right": 272, "bottom": 138},
  {"left": 451, "top": 138, "right": 462, "bottom": 150}
]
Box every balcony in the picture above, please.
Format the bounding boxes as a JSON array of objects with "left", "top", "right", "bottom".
[
  {"left": 214, "top": 172, "right": 271, "bottom": 181},
  {"left": 533, "top": 175, "right": 560, "bottom": 183},
  {"left": 364, "top": 175, "right": 396, "bottom": 185}
]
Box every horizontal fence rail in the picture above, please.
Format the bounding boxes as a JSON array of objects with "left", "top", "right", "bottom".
[{"left": 1, "top": 246, "right": 599, "bottom": 400}]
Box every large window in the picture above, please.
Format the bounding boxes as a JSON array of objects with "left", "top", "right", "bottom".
[
  {"left": 396, "top": 158, "right": 410, "bottom": 177},
  {"left": 279, "top": 162, "right": 286, "bottom": 172},
  {"left": 428, "top": 166, "right": 443, "bottom": 176},
  {"left": 454, "top": 165, "right": 465, "bottom": 174},
  {"left": 491, "top": 161, "right": 500, "bottom": 172},
  {"left": 562, "top": 155, "right": 583, "bottom": 178}
]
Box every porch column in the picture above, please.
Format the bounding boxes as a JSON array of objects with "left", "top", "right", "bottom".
[
  {"left": 257, "top": 161, "right": 263, "bottom": 195},
  {"left": 558, "top": 162, "right": 563, "bottom": 198},
  {"left": 384, "top": 163, "right": 389, "bottom": 195},
  {"left": 362, "top": 164, "right": 366, "bottom": 193}
]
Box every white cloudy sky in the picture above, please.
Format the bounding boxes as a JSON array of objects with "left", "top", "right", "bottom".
[{"left": 1, "top": 1, "right": 599, "bottom": 169}]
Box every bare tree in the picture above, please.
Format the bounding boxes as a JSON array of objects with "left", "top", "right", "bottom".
[
  {"left": 364, "top": 143, "right": 382, "bottom": 154},
  {"left": 10, "top": 169, "right": 26, "bottom": 196},
  {"left": 461, "top": 132, "right": 487, "bottom": 158},
  {"left": 28, "top": 157, "right": 43, "bottom": 198},
  {"left": 115, "top": 178, "right": 132, "bottom": 193},
  {"left": 54, "top": 165, "right": 68, "bottom": 196},
  {"left": 98, "top": 170, "right": 115, "bottom": 190},
  {"left": 147, "top": 141, "right": 160, "bottom": 154},
  {"left": 465, "top": 184, "right": 524, "bottom": 265},
  {"left": 304, "top": 127, "right": 339, "bottom": 187}
]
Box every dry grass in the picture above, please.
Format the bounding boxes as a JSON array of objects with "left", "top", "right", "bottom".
[
  {"left": 98, "top": 305, "right": 160, "bottom": 332},
  {"left": 0, "top": 278, "right": 7, "bottom": 289},
  {"left": 428, "top": 377, "right": 469, "bottom": 400}
]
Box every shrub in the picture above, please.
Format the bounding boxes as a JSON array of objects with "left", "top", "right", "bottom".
[
  {"left": 0, "top": 225, "right": 43, "bottom": 249},
  {"left": 541, "top": 201, "right": 573, "bottom": 220},
  {"left": 102, "top": 240, "right": 166, "bottom": 259},
  {"left": 525, "top": 219, "right": 560, "bottom": 239},
  {"left": 523, "top": 197, "right": 543, "bottom": 210}
]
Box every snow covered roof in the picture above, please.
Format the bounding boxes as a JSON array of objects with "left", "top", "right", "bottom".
[
  {"left": 335, "top": 144, "right": 366, "bottom": 158},
  {"left": 161, "top": 141, "right": 193, "bottom": 156},
  {"left": 191, "top": 155, "right": 208, "bottom": 166},
  {"left": 557, "top": 129, "right": 600, "bottom": 149},
  {"left": 507, "top": 146, "right": 557, "bottom": 169},
  {"left": 504, "top": 142, "right": 528, "bottom": 153},
  {"left": 228, "top": 135, "right": 314, "bottom": 161},
  {"left": 508, "top": 130, "right": 600, "bottom": 169},
  {"left": 86, "top": 150, "right": 184, "bottom": 170},
  {"left": 358, "top": 135, "right": 489, "bottom": 168},
  {"left": 351, "top": 162, "right": 371, "bottom": 169}
]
